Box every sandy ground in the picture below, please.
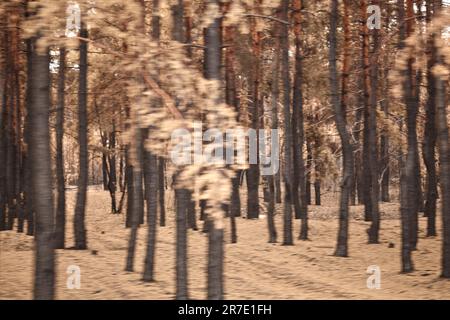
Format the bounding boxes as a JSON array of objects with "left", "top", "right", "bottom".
[{"left": 1, "top": 186, "right": 450, "bottom": 300}]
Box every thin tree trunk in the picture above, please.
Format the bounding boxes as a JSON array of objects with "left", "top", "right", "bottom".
[
  {"left": 398, "top": 0, "right": 414, "bottom": 272},
  {"left": 54, "top": 47, "right": 66, "bottom": 249},
  {"left": 247, "top": 7, "right": 261, "bottom": 220},
  {"left": 404, "top": 0, "right": 419, "bottom": 251},
  {"left": 292, "top": 0, "right": 308, "bottom": 239},
  {"left": 434, "top": 0, "right": 450, "bottom": 279},
  {"left": 142, "top": 145, "right": 158, "bottom": 281},
  {"left": 281, "top": 0, "right": 293, "bottom": 246},
  {"left": 361, "top": 0, "right": 372, "bottom": 222},
  {"left": 158, "top": 157, "right": 166, "bottom": 226},
  {"left": 24, "top": 37, "right": 34, "bottom": 236},
  {"left": 368, "top": 0, "right": 381, "bottom": 244},
  {"left": 422, "top": 0, "right": 437, "bottom": 237},
  {"left": 74, "top": 24, "right": 88, "bottom": 250},
  {"left": 306, "top": 139, "right": 312, "bottom": 205}
]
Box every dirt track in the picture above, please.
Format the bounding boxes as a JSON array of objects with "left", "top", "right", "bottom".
[{"left": 1, "top": 187, "right": 450, "bottom": 299}]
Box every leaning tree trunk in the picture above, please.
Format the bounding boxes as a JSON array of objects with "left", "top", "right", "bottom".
[
  {"left": 54, "top": 47, "right": 66, "bottom": 249},
  {"left": 74, "top": 24, "right": 88, "bottom": 249},
  {"left": 330, "top": 0, "right": 354, "bottom": 257},
  {"left": 30, "top": 44, "right": 55, "bottom": 300}
]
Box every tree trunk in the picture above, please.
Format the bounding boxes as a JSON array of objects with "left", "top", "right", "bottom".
[
  {"left": 108, "top": 123, "right": 117, "bottom": 213},
  {"left": 404, "top": 0, "right": 419, "bottom": 251},
  {"left": 306, "top": 139, "right": 312, "bottom": 205},
  {"left": 247, "top": 9, "right": 261, "bottom": 220},
  {"left": 434, "top": 0, "right": 450, "bottom": 279},
  {"left": 142, "top": 145, "right": 158, "bottom": 282},
  {"left": 292, "top": 0, "right": 308, "bottom": 241},
  {"left": 175, "top": 187, "right": 189, "bottom": 299},
  {"left": 398, "top": 0, "right": 414, "bottom": 272},
  {"left": 361, "top": 0, "right": 372, "bottom": 222},
  {"left": 54, "top": 47, "right": 66, "bottom": 249},
  {"left": 368, "top": 0, "right": 381, "bottom": 244},
  {"left": 74, "top": 24, "right": 88, "bottom": 250},
  {"left": 281, "top": 0, "right": 293, "bottom": 246},
  {"left": 158, "top": 157, "right": 166, "bottom": 226},
  {"left": 30, "top": 45, "right": 55, "bottom": 300},
  {"left": 24, "top": 37, "right": 34, "bottom": 236},
  {"left": 422, "top": 0, "right": 437, "bottom": 237},
  {"left": 330, "top": 0, "right": 354, "bottom": 257},
  {"left": 125, "top": 127, "right": 144, "bottom": 271},
  {"left": 205, "top": 0, "right": 224, "bottom": 299}
]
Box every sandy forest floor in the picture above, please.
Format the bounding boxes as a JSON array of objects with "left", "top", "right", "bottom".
[{"left": 1, "top": 186, "right": 450, "bottom": 300}]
